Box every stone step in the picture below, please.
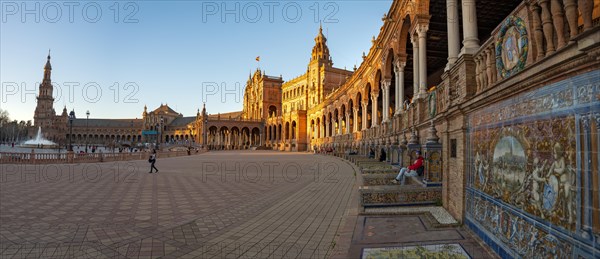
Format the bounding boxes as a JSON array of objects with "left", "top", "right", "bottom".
[
  {"left": 362, "top": 173, "right": 399, "bottom": 186},
  {"left": 361, "top": 168, "right": 400, "bottom": 174},
  {"left": 359, "top": 184, "right": 442, "bottom": 207},
  {"left": 362, "top": 206, "right": 459, "bottom": 227},
  {"left": 361, "top": 174, "right": 426, "bottom": 186}
]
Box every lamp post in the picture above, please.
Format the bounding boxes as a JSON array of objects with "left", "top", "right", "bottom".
[
  {"left": 160, "top": 116, "right": 164, "bottom": 150},
  {"left": 155, "top": 123, "right": 159, "bottom": 149},
  {"left": 203, "top": 117, "right": 208, "bottom": 149},
  {"left": 68, "top": 110, "right": 75, "bottom": 151},
  {"left": 85, "top": 110, "right": 90, "bottom": 153}
]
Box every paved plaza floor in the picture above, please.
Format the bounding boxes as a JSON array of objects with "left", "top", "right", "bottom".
[
  {"left": 0, "top": 151, "right": 358, "bottom": 258},
  {"left": 1, "top": 151, "right": 497, "bottom": 259}
]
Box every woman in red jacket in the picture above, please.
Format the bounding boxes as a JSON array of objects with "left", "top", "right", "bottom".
[{"left": 392, "top": 151, "right": 424, "bottom": 185}]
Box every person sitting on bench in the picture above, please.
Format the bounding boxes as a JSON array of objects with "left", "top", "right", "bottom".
[{"left": 392, "top": 151, "right": 424, "bottom": 185}]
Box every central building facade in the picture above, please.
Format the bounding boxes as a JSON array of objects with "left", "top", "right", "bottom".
[{"left": 243, "top": 26, "right": 353, "bottom": 151}]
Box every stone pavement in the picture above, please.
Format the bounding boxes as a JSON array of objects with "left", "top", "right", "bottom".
[{"left": 0, "top": 151, "right": 358, "bottom": 258}]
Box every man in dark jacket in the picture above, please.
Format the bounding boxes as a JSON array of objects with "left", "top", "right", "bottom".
[{"left": 392, "top": 151, "right": 424, "bottom": 185}]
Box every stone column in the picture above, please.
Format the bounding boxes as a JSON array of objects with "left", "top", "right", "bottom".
[
  {"left": 345, "top": 112, "right": 351, "bottom": 134},
  {"left": 320, "top": 120, "right": 324, "bottom": 138},
  {"left": 381, "top": 79, "right": 391, "bottom": 122},
  {"left": 446, "top": 0, "right": 461, "bottom": 68},
  {"left": 461, "top": 0, "right": 480, "bottom": 54},
  {"left": 362, "top": 102, "right": 368, "bottom": 130},
  {"left": 417, "top": 23, "right": 429, "bottom": 98},
  {"left": 394, "top": 60, "right": 405, "bottom": 115},
  {"left": 371, "top": 92, "right": 379, "bottom": 127},
  {"left": 338, "top": 114, "right": 343, "bottom": 135},
  {"left": 353, "top": 107, "right": 359, "bottom": 132},
  {"left": 411, "top": 35, "right": 419, "bottom": 99},
  {"left": 539, "top": 0, "right": 556, "bottom": 54},
  {"left": 325, "top": 117, "right": 330, "bottom": 137}
]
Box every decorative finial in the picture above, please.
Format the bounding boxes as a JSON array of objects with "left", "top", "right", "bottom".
[{"left": 48, "top": 49, "right": 51, "bottom": 59}]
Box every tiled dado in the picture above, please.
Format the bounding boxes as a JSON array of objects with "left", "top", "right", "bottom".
[{"left": 465, "top": 70, "right": 600, "bottom": 258}]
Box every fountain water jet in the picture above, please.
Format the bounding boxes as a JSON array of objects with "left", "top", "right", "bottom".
[{"left": 21, "top": 127, "right": 59, "bottom": 148}]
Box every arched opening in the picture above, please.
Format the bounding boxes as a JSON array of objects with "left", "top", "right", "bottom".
[
  {"left": 310, "top": 119, "right": 315, "bottom": 139},
  {"left": 385, "top": 48, "right": 396, "bottom": 117},
  {"left": 231, "top": 127, "right": 240, "bottom": 149},
  {"left": 356, "top": 92, "right": 363, "bottom": 131},
  {"left": 365, "top": 84, "right": 372, "bottom": 129},
  {"left": 340, "top": 104, "right": 346, "bottom": 134},
  {"left": 333, "top": 108, "right": 339, "bottom": 135},
  {"left": 269, "top": 105, "right": 277, "bottom": 118},
  {"left": 291, "top": 121, "right": 297, "bottom": 140},
  {"left": 251, "top": 127, "right": 260, "bottom": 146},
  {"left": 327, "top": 112, "right": 333, "bottom": 137},
  {"left": 316, "top": 117, "right": 321, "bottom": 138},
  {"left": 375, "top": 70, "right": 383, "bottom": 125},
  {"left": 348, "top": 99, "right": 354, "bottom": 133}
]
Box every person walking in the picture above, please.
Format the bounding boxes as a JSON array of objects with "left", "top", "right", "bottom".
[{"left": 149, "top": 149, "right": 159, "bottom": 173}]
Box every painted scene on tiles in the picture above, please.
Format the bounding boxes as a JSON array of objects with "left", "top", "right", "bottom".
[{"left": 470, "top": 115, "right": 577, "bottom": 230}]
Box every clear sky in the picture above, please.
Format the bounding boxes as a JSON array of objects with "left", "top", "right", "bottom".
[{"left": 1, "top": 1, "right": 392, "bottom": 122}]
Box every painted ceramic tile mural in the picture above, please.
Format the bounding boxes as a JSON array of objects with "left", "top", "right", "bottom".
[{"left": 466, "top": 70, "right": 600, "bottom": 258}]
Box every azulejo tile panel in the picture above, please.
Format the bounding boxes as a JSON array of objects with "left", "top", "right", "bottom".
[{"left": 466, "top": 70, "right": 600, "bottom": 258}]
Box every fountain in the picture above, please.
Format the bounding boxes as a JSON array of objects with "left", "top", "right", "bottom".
[{"left": 21, "top": 127, "right": 59, "bottom": 148}]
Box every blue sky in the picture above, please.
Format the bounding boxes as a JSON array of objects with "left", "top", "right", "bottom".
[{"left": 1, "top": 1, "right": 392, "bottom": 122}]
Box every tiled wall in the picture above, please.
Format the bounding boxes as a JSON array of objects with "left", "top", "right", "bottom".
[{"left": 465, "top": 70, "right": 600, "bottom": 258}]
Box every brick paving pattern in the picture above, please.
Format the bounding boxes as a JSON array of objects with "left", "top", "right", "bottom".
[{"left": 0, "top": 151, "right": 358, "bottom": 258}]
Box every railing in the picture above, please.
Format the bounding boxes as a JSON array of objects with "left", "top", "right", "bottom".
[
  {"left": 0, "top": 150, "right": 202, "bottom": 164},
  {"left": 473, "top": 0, "right": 598, "bottom": 95}
]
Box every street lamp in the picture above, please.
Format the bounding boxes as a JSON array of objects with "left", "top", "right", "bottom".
[
  {"left": 68, "top": 110, "right": 75, "bottom": 151},
  {"left": 160, "top": 116, "right": 164, "bottom": 149},
  {"left": 85, "top": 110, "right": 90, "bottom": 153}
]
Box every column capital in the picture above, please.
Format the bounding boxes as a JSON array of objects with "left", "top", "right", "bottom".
[
  {"left": 381, "top": 78, "right": 392, "bottom": 89},
  {"left": 370, "top": 91, "right": 379, "bottom": 100},
  {"left": 416, "top": 23, "right": 429, "bottom": 37},
  {"left": 394, "top": 60, "right": 406, "bottom": 73},
  {"left": 410, "top": 33, "right": 419, "bottom": 45}
]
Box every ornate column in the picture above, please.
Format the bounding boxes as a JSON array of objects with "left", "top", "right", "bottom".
[
  {"left": 530, "top": 3, "right": 546, "bottom": 60},
  {"left": 579, "top": 0, "right": 594, "bottom": 31},
  {"left": 362, "top": 102, "right": 368, "bottom": 130},
  {"left": 417, "top": 23, "right": 429, "bottom": 98},
  {"left": 353, "top": 107, "right": 359, "bottom": 132},
  {"left": 550, "top": 0, "right": 567, "bottom": 48},
  {"left": 539, "top": 0, "right": 556, "bottom": 54},
  {"left": 411, "top": 35, "right": 419, "bottom": 99},
  {"left": 394, "top": 60, "right": 406, "bottom": 115},
  {"left": 475, "top": 56, "right": 482, "bottom": 92},
  {"left": 446, "top": 0, "right": 461, "bottom": 67},
  {"left": 461, "top": 0, "right": 480, "bottom": 54},
  {"left": 485, "top": 48, "right": 494, "bottom": 86},
  {"left": 345, "top": 112, "right": 351, "bottom": 134},
  {"left": 381, "top": 79, "right": 391, "bottom": 122},
  {"left": 371, "top": 91, "right": 379, "bottom": 127}
]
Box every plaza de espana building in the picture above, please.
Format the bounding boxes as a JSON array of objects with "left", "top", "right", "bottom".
[{"left": 31, "top": 0, "right": 599, "bottom": 257}]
